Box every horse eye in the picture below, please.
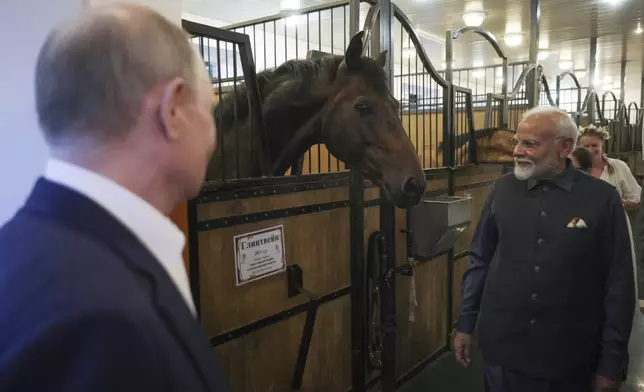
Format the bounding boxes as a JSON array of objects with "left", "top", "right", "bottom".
[{"left": 355, "top": 101, "right": 373, "bottom": 115}]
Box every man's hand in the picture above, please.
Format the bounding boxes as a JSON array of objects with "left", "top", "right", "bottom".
[
  {"left": 452, "top": 331, "right": 472, "bottom": 368},
  {"left": 595, "top": 375, "right": 619, "bottom": 392}
]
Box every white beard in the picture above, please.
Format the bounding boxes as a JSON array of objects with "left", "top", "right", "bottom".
[{"left": 514, "top": 159, "right": 536, "bottom": 180}]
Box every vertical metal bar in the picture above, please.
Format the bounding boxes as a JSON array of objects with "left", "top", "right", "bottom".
[
  {"left": 528, "top": 0, "right": 541, "bottom": 108},
  {"left": 349, "top": 0, "right": 359, "bottom": 35},
  {"left": 444, "top": 30, "right": 454, "bottom": 168},
  {"left": 501, "top": 58, "right": 508, "bottom": 126},
  {"left": 347, "top": 2, "right": 366, "bottom": 390},
  {"left": 589, "top": 37, "right": 598, "bottom": 121},
  {"left": 619, "top": 31, "right": 627, "bottom": 103},
  {"left": 377, "top": 1, "right": 395, "bottom": 391}
]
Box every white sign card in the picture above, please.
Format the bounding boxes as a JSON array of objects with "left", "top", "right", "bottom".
[{"left": 234, "top": 225, "right": 287, "bottom": 286}]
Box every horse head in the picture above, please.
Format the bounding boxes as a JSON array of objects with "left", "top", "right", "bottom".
[{"left": 319, "top": 31, "right": 426, "bottom": 208}]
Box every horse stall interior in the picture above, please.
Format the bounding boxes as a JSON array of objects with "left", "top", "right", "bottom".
[{"left": 173, "top": 1, "right": 643, "bottom": 391}]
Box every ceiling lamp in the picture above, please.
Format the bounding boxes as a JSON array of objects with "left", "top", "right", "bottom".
[
  {"left": 462, "top": 11, "right": 486, "bottom": 27},
  {"left": 636, "top": 21, "right": 643, "bottom": 34},
  {"left": 558, "top": 60, "right": 573, "bottom": 70},
  {"left": 574, "top": 69, "right": 587, "bottom": 78},
  {"left": 538, "top": 50, "right": 549, "bottom": 60},
  {"left": 504, "top": 32, "right": 523, "bottom": 47}
]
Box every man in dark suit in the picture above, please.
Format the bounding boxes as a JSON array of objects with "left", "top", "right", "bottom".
[
  {"left": 0, "top": 4, "right": 227, "bottom": 391},
  {"left": 453, "top": 106, "right": 635, "bottom": 392}
]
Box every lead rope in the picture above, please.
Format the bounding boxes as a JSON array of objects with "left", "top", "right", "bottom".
[{"left": 409, "top": 257, "right": 418, "bottom": 322}]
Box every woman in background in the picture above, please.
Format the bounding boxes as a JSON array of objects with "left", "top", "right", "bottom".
[
  {"left": 578, "top": 124, "right": 641, "bottom": 211},
  {"left": 578, "top": 124, "right": 641, "bottom": 302}
]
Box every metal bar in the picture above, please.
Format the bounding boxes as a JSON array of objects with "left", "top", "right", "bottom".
[
  {"left": 589, "top": 37, "right": 598, "bottom": 121},
  {"left": 291, "top": 302, "right": 319, "bottom": 390},
  {"left": 350, "top": 169, "right": 366, "bottom": 392},
  {"left": 197, "top": 200, "right": 350, "bottom": 231},
  {"left": 620, "top": 31, "right": 627, "bottom": 103},
  {"left": 210, "top": 286, "right": 351, "bottom": 347},
  {"left": 377, "top": 1, "right": 396, "bottom": 390},
  {"left": 527, "top": 0, "right": 540, "bottom": 108},
  {"left": 395, "top": 345, "right": 450, "bottom": 389},
  {"left": 350, "top": 0, "right": 359, "bottom": 36},
  {"left": 444, "top": 30, "right": 454, "bottom": 168}
]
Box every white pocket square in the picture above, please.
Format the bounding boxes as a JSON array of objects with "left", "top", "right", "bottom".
[{"left": 566, "top": 217, "right": 587, "bottom": 228}]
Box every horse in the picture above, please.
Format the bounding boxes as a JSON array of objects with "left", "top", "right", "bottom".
[
  {"left": 207, "top": 30, "right": 427, "bottom": 209},
  {"left": 431, "top": 127, "right": 517, "bottom": 166}
]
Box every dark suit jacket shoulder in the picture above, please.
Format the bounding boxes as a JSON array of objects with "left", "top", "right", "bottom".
[{"left": 0, "top": 179, "right": 227, "bottom": 392}]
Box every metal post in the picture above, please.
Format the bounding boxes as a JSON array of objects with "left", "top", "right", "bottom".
[
  {"left": 348, "top": 2, "right": 367, "bottom": 391},
  {"left": 589, "top": 37, "right": 598, "bottom": 122},
  {"left": 527, "top": 0, "right": 541, "bottom": 108},
  {"left": 349, "top": 0, "right": 360, "bottom": 36},
  {"left": 501, "top": 57, "right": 509, "bottom": 126},
  {"left": 376, "top": 1, "right": 396, "bottom": 390},
  {"left": 619, "top": 31, "right": 627, "bottom": 103},
  {"left": 444, "top": 30, "right": 454, "bottom": 168}
]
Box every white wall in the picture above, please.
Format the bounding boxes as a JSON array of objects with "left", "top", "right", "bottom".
[
  {"left": 0, "top": 0, "right": 182, "bottom": 227},
  {"left": 0, "top": 0, "right": 82, "bottom": 226}
]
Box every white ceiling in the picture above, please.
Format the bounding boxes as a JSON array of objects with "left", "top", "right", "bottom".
[{"left": 183, "top": 0, "right": 644, "bottom": 105}]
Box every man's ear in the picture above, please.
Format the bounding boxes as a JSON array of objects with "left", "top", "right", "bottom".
[{"left": 158, "top": 77, "right": 188, "bottom": 141}]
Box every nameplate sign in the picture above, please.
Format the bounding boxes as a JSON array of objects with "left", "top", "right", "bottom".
[{"left": 234, "top": 225, "right": 287, "bottom": 286}]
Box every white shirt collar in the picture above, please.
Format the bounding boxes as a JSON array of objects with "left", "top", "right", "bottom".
[{"left": 43, "top": 158, "right": 196, "bottom": 316}]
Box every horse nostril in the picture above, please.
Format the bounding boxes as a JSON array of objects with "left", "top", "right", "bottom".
[{"left": 402, "top": 177, "right": 424, "bottom": 196}]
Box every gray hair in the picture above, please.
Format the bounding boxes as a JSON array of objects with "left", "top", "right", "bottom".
[
  {"left": 521, "top": 106, "right": 578, "bottom": 149},
  {"left": 35, "top": 4, "right": 200, "bottom": 145}
]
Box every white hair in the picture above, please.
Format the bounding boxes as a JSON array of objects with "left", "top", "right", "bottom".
[{"left": 521, "top": 106, "right": 579, "bottom": 149}]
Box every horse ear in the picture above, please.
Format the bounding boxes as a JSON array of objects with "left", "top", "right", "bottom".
[
  {"left": 376, "top": 50, "right": 387, "bottom": 68},
  {"left": 343, "top": 30, "right": 365, "bottom": 70}
]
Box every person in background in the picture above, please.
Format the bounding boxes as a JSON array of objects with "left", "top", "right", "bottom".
[
  {"left": 578, "top": 124, "right": 641, "bottom": 301},
  {"left": 578, "top": 124, "right": 641, "bottom": 212},
  {"left": 453, "top": 106, "right": 634, "bottom": 392},
  {"left": 569, "top": 146, "right": 592, "bottom": 172},
  {"left": 0, "top": 4, "right": 227, "bottom": 391}
]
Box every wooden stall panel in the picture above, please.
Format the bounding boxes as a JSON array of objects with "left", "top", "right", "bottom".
[
  {"left": 288, "top": 108, "right": 526, "bottom": 175},
  {"left": 196, "top": 186, "right": 351, "bottom": 336},
  {"left": 396, "top": 256, "right": 449, "bottom": 378},
  {"left": 214, "top": 296, "right": 352, "bottom": 392}
]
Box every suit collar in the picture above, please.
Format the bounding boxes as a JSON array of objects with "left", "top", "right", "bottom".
[
  {"left": 23, "top": 178, "right": 225, "bottom": 390},
  {"left": 526, "top": 158, "right": 576, "bottom": 192}
]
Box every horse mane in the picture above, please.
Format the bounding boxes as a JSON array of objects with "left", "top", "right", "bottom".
[
  {"left": 213, "top": 53, "right": 390, "bottom": 134},
  {"left": 438, "top": 127, "right": 515, "bottom": 151},
  {"left": 213, "top": 55, "right": 345, "bottom": 133}
]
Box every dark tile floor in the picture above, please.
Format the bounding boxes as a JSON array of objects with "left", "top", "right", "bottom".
[{"left": 398, "top": 312, "right": 644, "bottom": 391}]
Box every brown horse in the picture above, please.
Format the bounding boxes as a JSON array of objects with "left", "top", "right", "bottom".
[
  {"left": 207, "top": 31, "right": 426, "bottom": 208},
  {"left": 432, "top": 127, "right": 517, "bottom": 166}
]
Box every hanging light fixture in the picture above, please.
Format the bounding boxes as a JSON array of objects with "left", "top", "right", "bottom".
[
  {"left": 463, "top": 11, "right": 486, "bottom": 27},
  {"left": 504, "top": 32, "right": 523, "bottom": 47},
  {"left": 462, "top": 1, "right": 486, "bottom": 27},
  {"left": 636, "top": 21, "right": 643, "bottom": 34}
]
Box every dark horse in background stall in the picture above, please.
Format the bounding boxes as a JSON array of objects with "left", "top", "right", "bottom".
[
  {"left": 434, "top": 127, "right": 518, "bottom": 166},
  {"left": 207, "top": 31, "right": 426, "bottom": 209}
]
